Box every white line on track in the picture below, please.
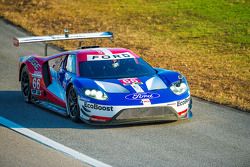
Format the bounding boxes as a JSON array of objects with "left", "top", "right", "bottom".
[{"left": 0, "top": 116, "right": 112, "bottom": 167}]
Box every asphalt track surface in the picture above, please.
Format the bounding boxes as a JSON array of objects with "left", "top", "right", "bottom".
[
  {"left": 0, "top": 18, "right": 250, "bottom": 167},
  {"left": 0, "top": 125, "right": 87, "bottom": 167}
]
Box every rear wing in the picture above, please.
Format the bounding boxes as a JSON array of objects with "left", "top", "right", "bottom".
[{"left": 13, "top": 30, "right": 113, "bottom": 56}]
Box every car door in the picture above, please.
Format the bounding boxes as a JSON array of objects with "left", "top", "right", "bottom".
[{"left": 58, "top": 54, "right": 77, "bottom": 90}]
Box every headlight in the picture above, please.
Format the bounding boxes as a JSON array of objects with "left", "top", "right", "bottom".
[
  {"left": 170, "top": 82, "right": 187, "bottom": 95},
  {"left": 84, "top": 89, "right": 108, "bottom": 100}
]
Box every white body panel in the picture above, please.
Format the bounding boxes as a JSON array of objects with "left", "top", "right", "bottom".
[{"left": 78, "top": 96, "right": 191, "bottom": 121}]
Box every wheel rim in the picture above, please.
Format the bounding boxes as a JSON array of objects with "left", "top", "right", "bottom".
[
  {"left": 68, "top": 88, "right": 78, "bottom": 117},
  {"left": 21, "top": 71, "right": 29, "bottom": 97}
]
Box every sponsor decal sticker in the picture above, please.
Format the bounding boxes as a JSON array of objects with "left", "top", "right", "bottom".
[
  {"left": 32, "top": 71, "right": 42, "bottom": 78},
  {"left": 28, "top": 57, "right": 41, "bottom": 70},
  {"left": 83, "top": 102, "right": 113, "bottom": 111},
  {"left": 87, "top": 52, "right": 134, "bottom": 61},
  {"left": 141, "top": 99, "right": 151, "bottom": 105},
  {"left": 125, "top": 92, "right": 160, "bottom": 100},
  {"left": 31, "top": 89, "right": 41, "bottom": 96},
  {"left": 119, "top": 78, "right": 142, "bottom": 86},
  {"left": 177, "top": 97, "right": 190, "bottom": 107}
]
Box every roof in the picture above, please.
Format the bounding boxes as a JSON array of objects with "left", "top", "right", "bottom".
[
  {"left": 76, "top": 48, "right": 140, "bottom": 62},
  {"left": 41, "top": 47, "right": 140, "bottom": 62}
]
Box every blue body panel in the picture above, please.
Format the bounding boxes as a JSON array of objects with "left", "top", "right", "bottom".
[{"left": 66, "top": 68, "right": 190, "bottom": 106}]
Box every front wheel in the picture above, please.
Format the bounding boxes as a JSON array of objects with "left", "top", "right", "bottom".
[
  {"left": 21, "top": 66, "right": 31, "bottom": 103},
  {"left": 67, "top": 86, "right": 80, "bottom": 122}
]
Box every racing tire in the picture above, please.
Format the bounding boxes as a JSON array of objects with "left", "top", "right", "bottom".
[
  {"left": 67, "top": 86, "right": 80, "bottom": 122},
  {"left": 21, "top": 66, "right": 31, "bottom": 103}
]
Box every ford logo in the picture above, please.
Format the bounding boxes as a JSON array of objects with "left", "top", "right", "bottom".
[{"left": 125, "top": 92, "right": 160, "bottom": 100}]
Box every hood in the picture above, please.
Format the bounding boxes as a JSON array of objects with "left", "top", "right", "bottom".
[
  {"left": 156, "top": 68, "right": 183, "bottom": 85},
  {"left": 74, "top": 71, "right": 189, "bottom": 105},
  {"left": 74, "top": 70, "right": 181, "bottom": 94},
  {"left": 94, "top": 75, "right": 168, "bottom": 94}
]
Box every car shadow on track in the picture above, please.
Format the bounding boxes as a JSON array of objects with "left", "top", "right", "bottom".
[{"left": 0, "top": 91, "right": 184, "bottom": 129}]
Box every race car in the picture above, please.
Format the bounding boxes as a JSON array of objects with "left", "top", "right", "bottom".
[{"left": 14, "top": 31, "right": 192, "bottom": 125}]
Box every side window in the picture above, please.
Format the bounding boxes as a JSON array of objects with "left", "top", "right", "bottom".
[
  {"left": 48, "top": 55, "right": 67, "bottom": 72},
  {"left": 66, "top": 54, "right": 76, "bottom": 73}
]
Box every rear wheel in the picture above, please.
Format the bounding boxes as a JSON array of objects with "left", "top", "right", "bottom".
[
  {"left": 67, "top": 86, "right": 80, "bottom": 122},
  {"left": 21, "top": 66, "right": 31, "bottom": 103}
]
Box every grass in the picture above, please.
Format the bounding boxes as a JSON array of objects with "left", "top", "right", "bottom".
[{"left": 0, "top": 0, "right": 249, "bottom": 111}]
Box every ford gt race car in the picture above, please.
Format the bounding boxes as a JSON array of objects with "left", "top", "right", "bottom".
[{"left": 14, "top": 31, "right": 192, "bottom": 125}]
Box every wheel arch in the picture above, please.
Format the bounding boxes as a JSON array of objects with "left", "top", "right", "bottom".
[
  {"left": 65, "top": 82, "right": 81, "bottom": 122},
  {"left": 20, "top": 64, "right": 31, "bottom": 103},
  {"left": 65, "top": 83, "right": 73, "bottom": 116},
  {"left": 66, "top": 83, "right": 74, "bottom": 96},
  {"left": 19, "top": 63, "right": 27, "bottom": 81}
]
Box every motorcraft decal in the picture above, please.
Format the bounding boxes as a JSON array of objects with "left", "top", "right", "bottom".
[{"left": 125, "top": 92, "right": 160, "bottom": 100}]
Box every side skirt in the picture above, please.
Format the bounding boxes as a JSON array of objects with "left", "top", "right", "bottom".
[{"left": 32, "top": 99, "right": 67, "bottom": 116}]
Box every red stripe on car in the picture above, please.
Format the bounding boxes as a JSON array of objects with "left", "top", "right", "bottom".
[
  {"left": 90, "top": 115, "right": 112, "bottom": 122},
  {"left": 178, "top": 109, "right": 187, "bottom": 116}
]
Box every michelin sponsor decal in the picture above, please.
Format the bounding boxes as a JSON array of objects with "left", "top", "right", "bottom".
[
  {"left": 177, "top": 97, "right": 190, "bottom": 107},
  {"left": 125, "top": 92, "right": 160, "bottom": 100},
  {"left": 87, "top": 52, "right": 134, "bottom": 61},
  {"left": 83, "top": 102, "right": 113, "bottom": 111}
]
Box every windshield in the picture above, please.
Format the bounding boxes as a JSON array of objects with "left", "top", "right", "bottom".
[{"left": 79, "top": 58, "right": 156, "bottom": 79}]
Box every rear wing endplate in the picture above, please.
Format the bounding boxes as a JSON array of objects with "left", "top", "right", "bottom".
[{"left": 13, "top": 30, "right": 113, "bottom": 56}]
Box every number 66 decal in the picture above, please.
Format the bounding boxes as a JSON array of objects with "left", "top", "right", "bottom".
[{"left": 32, "top": 78, "right": 40, "bottom": 89}]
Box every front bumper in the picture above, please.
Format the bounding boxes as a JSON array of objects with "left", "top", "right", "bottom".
[
  {"left": 78, "top": 96, "right": 192, "bottom": 125},
  {"left": 113, "top": 106, "right": 178, "bottom": 122}
]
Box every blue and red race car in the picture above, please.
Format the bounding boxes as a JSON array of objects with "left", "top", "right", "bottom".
[{"left": 14, "top": 31, "right": 192, "bottom": 124}]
